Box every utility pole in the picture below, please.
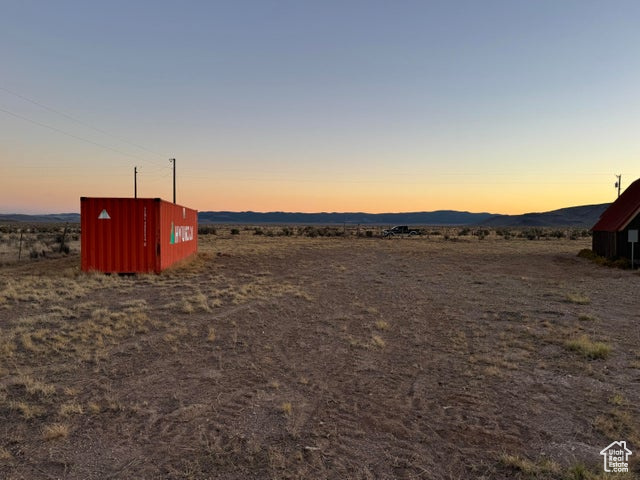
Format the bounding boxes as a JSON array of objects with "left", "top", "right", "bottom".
[
  {"left": 615, "top": 174, "right": 622, "bottom": 198},
  {"left": 170, "top": 158, "right": 176, "bottom": 204},
  {"left": 134, "top": 166, "right": 137, "bottom": 198}
]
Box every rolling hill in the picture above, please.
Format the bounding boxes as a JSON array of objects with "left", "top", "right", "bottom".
[
  {"left": 197, "top": 210, "right": 495, "bottom": 225},
  {"left": 481, "top": 203, "right": 609, "bottom": 227},
  {"left": 0, "top": 213, "right": 81, "bottom": 223},
  {"left": 0, "top": 203, "right": 610, "bottom": 227}
]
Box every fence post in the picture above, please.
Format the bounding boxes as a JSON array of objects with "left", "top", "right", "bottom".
[
  {"left": 18, "top": 231, "right": 23, "bottom": 261},
  {"left": 59, "top": 223, "right": 69, "bottom": 253}
]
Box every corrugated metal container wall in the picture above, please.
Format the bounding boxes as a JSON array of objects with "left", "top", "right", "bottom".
[
  {"left": 158, "top": 201, "right": 199, "bottom": 271},
  {"left": 81, "top": 197, "right": 198, "bottom": 273}
]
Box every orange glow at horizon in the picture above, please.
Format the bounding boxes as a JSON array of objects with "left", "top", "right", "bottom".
[{"left": 1, "top": 162, "right": 631, "bottom": 215}]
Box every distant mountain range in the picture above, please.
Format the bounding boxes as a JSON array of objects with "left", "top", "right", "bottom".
[
  {"left": 480, "top": 203, "right": 610, "bottom": 227},
  {"left": 0, "top": 203, "right": 610, "bottom": 227},
  {"left": 198, "top": 204, "right": 609, "bottom": 227},
  {"left": 0, "top": 213, "right": 81, "bottom": 223},
  {"left": 197, "top": 210, "right": 497, "bottom": 225}
]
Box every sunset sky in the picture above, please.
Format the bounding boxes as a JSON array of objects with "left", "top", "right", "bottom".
[{"left": 2, "top": 1, "right": 640, "bottom": 215}]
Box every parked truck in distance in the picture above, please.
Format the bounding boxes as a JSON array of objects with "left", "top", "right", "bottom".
[{"left": 382, "top": 225, "right": 421, "bottom": 237}]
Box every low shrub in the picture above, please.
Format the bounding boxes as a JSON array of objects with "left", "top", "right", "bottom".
[
  {"left": 495, "top": 228, "right": 512, "bottom": 239},
  {"left": 299, "top": 226, "right": 345, "bottom": 237},
  {"left": 474, "top": 229, "right": 489, "bottom": 240},
  {"left": 198, "top": 226, "right": 217, "bottom": 235},
  {"left": 577, "top": 249, "right": 597, "bottom": 260},
  {"left": 577, "top": 249, "right": 631, "bottom": 269},
  {"left": 520, "top": 228, "right": 543, "bottom": 240}
]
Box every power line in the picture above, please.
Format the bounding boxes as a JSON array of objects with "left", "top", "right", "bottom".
[
  {"left": 0, "top": 86, "right": 169, "bottom": 165},
  {"left": 0, "top": 105, "right": 158, "bottom": 166},
  {"left": 137, "top": 164, "right": 172, "bottom": 175}
]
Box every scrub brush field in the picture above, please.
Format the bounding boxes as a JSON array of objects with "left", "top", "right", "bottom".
[{"left": 0, "top": 228, "right": 638, "bottom": 479}]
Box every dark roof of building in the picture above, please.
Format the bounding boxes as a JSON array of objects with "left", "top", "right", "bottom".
[{"left": 592, "top": 178, "right": 640, "bottom": 232}]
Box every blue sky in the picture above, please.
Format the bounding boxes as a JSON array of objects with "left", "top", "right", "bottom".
[{"left": 2, "top": 1, "right": 640, "bottom": 213}]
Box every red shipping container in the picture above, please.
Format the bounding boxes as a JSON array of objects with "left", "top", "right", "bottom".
[{"left": 81, "top": 197, "right": 198, "bottom": 273}]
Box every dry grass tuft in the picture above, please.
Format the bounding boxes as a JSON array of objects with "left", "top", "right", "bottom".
[
  {"left": 120, "top": 299, "right": 148, "bottom": 310},
  {"left": 210, "top": 277, "right": 313, "bottom": 306},
  {"left": 49, "top": 305, "right": 77, "bottom": 318},
  {"left": 594, "top": 409, "right": 636, "bottom": 444},
  {"left": 565, "top": 335, "right": 611, "bottom": 359},
  {"left": 163, "top": 333, "right": 178, "bottom": 343},
  {"left": 372, "top": 335, "right": 386, "bottom": 348},
  {"left": 610, "top": 393, "right": 626, "bottom": 406},
  {"left": 281, "top": 402, "right": 292, "bottom": 415},
  {"left": 206, "top": 326, "right": 216, "bottom": 343},
  {"left": 565, "top": 293, "right": 590, "bottom": 305},
  {"left": 374, "top": 320, "right": 390, "bottom": 330},
  {"left": 594, "top": 394, "right": 640, "bottom": 446},
  {"left": 631, "top": 352, "right": 640, "bottom": 370},
  {"left": 498, "top": 453, "right": 561, "bottom": 476},
  {"left": 194, "top": 291, "right": 211, "bottom": 312},
  {"left": 293, "top": 290, "right": 313, "bottom": 301},
  {"left": 20, "top": 333, "right": 39, "bottom": 353},
  {"left": 42, "top": 423, "right": 69, "bottom": 441},
  {"left": 0, "top": 447, "right": 13, "bottom": 461},
  {"left": 180, "top": 299, "right": 195, "bottom": 314},
  {"left": 0, "top": 340, "right": 16, "bottom": 358},
  {"left": 497, "top": 453, "right": 617, "bottom": 479},
  {"left": 59, "top": 401, "right": 84, "bottom": 416},
  {"left": 177, "top": 289, "right": 212, "bottom": 313},
  {"left": 9, "top": 400, "right": 45, "bottom": 419},
  {"left": 484, "top": 365, "right": 503, "bottom": 377},
  {"left": 16, "top": 375, "right": 56, "bottom": 397}
]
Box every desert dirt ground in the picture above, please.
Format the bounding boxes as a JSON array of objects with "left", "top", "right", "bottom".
[{"left": 0, "top": 229, "right": 639, "bottom": 479}]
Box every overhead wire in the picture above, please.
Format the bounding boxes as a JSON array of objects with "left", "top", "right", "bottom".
[
  {"left": 0, "top": 104, "right": 173, "bottom": 180},
  {"left": 137, "top": 164, "right": 173, "bottom": 176},
  {"left": 0, "top": 86, "right": 169, "bottom": 167},
  {"left": 0, "top": 106, "right": 149, "bottom": 167}
]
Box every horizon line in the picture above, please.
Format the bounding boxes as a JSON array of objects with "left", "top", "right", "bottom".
[{"left": 0, "top": 201, "right": 611, "bottom": 218}]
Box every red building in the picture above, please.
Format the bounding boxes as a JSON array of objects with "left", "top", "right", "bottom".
[
  {"left": 592, "top": 178, "right": 640, "bottom": 261},
  {"left": 81, "top": 197, "right": 198, "bottom": 273}
]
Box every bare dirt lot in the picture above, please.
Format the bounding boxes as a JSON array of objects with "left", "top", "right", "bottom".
[{"left": 1, "top": 230, "right": 639, "bottom": 479}]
